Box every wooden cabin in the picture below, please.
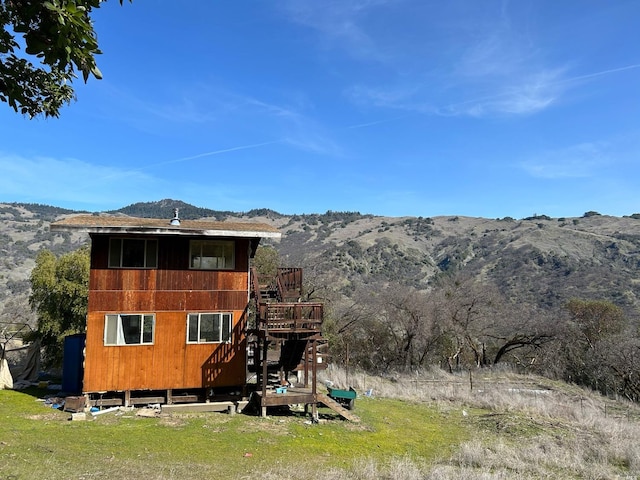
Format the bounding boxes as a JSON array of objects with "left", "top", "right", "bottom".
[
  {"left": 50, "top": 212, "right": 354, "bottom": 420},
  {"left": 50, "top": 212, "right": 281, "bottom": 406}
]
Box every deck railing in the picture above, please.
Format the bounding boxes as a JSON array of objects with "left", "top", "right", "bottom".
[{"left": 258, "top": 302, "right": 323, "bottom": 331}]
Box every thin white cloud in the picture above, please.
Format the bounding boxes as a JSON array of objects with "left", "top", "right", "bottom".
[
  {"left": 100, "top": 82, "right": 303, "bottom": 128},
  {"left": 347, "top": 84, "right": 422, "bottom": 109},
  {"left": 281, "top": 133, "right": 344, "bottom": 157},
  {"left": 278, "top": 0, "right": 396, "bottom": 61},
  {"left": 439, "top": 8, "right": 568, "bottom": 116},
  {"left": 0, "top": 151, "right": 264, "bottom": 212},
  {"left": 439, "top": 67, "right": 565, "bottom": 117},
  {"left": 0, "top": 152, "right": 162, "bottom": 209},
  {"left": 520, "top": 143, "right": 609, "bottom": 179},
  {"left": 331, "top": 1, "right": 634, "bottom": 118},
  {"left": 442, "top": 63, "right": 640, "bottom": 117},
  {"left": 96, "top": 83, "right": 214, "bottom": 126},
  {"left": 345, "top": 55, "right": 640, "bottom": 119},
  {"left": 347, "top": 72, "right": 563, "bottom": 117},
  {"left": 94, "top": 81, "right": 345, "bottom": 159}
]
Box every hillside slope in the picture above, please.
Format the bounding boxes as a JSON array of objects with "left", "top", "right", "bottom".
[{"left": 2, "top": 201, "right": 640, "bottom": 325}]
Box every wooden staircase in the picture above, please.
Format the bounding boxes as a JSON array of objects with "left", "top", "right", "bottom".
[
  {"left": 250, "top": 266, "right": 329, "bottom": 419},
  {"left": 317, "top": 393, "right": 361, "bottom": 422}
]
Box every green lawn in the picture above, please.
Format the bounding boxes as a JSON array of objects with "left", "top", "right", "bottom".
[{"left": 0, "top": 388, "right": 469, "bottom": 479}]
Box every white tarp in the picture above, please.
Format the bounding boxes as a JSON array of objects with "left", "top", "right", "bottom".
[
  {"left": 0, "top": 358, "right": 13, "bottom": 390},
  {"left": 1, "top": 339, "right": 41, "bottom": 389}
]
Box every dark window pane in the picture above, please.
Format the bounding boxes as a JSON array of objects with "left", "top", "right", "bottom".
[
  {"left": 109, "top": 239, "right": 122, "bottom": 267},
  {"left": 142, "top": 315, "right": 154, "bottom": 343},
  {"left": 189, "top": 240, "right": 235, "bottom": 270},
  {"left": 122, "top": 239, "right": 145, "bottom": 268},
  {"left": 121, "top": 315, "right": 141, "bottom": 344},
  {"left": 200, "top": 314, "right": 216, "bottom": 342},
  {"left": 212, "top": 314, "right": 221, "bottom": 342},
  {"left": 146, "top": 240, "right": 158, "bottom": 268},
  {"left": 187, "top": 314, "right": 199, "bottom": 342},
  {"left": 190, "top": 241, "right": 202, "bottom": 268},
  {"left": 222, "top": 313, "right": 232, "bottom": 342}
]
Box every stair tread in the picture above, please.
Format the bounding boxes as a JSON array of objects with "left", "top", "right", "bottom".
[{"left": 317, "top": 393, "right": 360, "bottom": 422}]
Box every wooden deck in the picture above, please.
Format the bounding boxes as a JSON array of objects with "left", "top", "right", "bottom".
[
  {"left": 252, "top": 387, "right": 360, "bottom": 422},
  {"left": 253, "top": 387, "right": 316, "bottom": 408}
]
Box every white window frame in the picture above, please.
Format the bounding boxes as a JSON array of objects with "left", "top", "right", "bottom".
[
  {"left": 108, "top": 238, "right": 158, "bottom": 268},
  {"left": 104, "top": 314, "right": 155, "bottom": 346},
  {"left": 189, "top": 240, "right": 235, "bottom": 270},
  {"left": 187, "top": 312, "right": 233, "bottom": 344}
]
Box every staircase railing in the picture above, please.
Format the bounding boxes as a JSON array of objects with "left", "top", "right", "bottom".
[
  {"left": 250, "top": 267, "right": 261, "bottom": 302},
  {"left": 275, "top": 267, "right": 303, "bottom": 301}
]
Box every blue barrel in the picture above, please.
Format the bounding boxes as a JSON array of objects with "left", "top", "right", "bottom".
[{"left": 62, "top": 334, "right": 86, "bottom": 394}]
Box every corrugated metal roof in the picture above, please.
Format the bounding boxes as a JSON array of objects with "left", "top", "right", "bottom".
[{"left": 50, "top": 214, "right": 281, "bottom": 238}]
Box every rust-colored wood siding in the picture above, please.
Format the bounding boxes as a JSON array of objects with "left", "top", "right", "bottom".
[{"left": 83, "top": 235, "right": 251, "bottom": 393}]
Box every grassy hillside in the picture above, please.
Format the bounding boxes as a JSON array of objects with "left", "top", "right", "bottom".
[
  {"left": 1, "top": 368, "right": 639, "bottom": 479},
  {"left": 4, "top": 200, "right": 640, "bottom": 319}
]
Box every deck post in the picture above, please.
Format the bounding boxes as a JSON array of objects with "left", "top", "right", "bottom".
[
  {"left": 255, "top": 338, "right": 262, "bottom": 389},
  {"left": 312, "top": 340, "right": 317, "bottom": 397},
  {"left": 311, "top": 340, "right": 318, "bottom": 422},
  {"left": 304, "top": 341, "right": 310, "bottom": 387},
  {"left": 261, "top": 334, "right": 268, "bottom": 415}
]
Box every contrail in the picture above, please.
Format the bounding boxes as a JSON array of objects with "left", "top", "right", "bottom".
[
  {"left": 560, "top": 63, "right": 640, "bottom": 84},
  {"left": 94, "top": 139, "right": 280, "bottom": 182},
  {"left": 345, "top": 115, "right": 410, "bottom": 130},
  {"left": 149, "top": 140, "right": 281, "bottom": 168}
]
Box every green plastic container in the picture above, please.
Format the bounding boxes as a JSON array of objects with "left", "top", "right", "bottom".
[{"left": 327, "top": 386, "right": 357, "bottom": 410}]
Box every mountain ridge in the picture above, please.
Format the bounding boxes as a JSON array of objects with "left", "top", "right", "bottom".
[{"left": 2, "top": 199, "right": 640, "bottom": 327}]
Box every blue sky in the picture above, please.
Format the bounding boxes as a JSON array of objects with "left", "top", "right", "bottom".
[{"left": 1, "top": 0, "right": 639, "bottom": 218}]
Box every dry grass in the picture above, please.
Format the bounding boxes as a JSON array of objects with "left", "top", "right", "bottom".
[
  {"left": 3, "top": 367, "right": 639, "bottom": 479},
  {"left": 308, "top": 365, "right": 640, "bottom": 480}
]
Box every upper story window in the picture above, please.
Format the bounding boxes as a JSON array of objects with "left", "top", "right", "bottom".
[
  {"left": 190, "top": 240, "right": 235, "bottom": 270},
  {"left": 104, "top": 314, "right": 155, "bottom": 346},
  {"left": 109, "top": 238, "right": 158, "bottom": 268}
]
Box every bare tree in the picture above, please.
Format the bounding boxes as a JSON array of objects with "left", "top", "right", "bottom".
[
  {"left": 546, "top": 299, "right": 634, "bottom": 396},
  {"left": 431, "top": 275, "right": 499, "bottom": 370},
  {"left": 489, "top": 304, "right": 557, "bottom": 367},
  {"left": 609, "top": 336, "right": 640, "bottom": 402},
  {"left": 371, "top": 284, "right": 440, "bottom": 369},
  {"left": 326, "top": 282, "right": 439, "bottom": 372}
]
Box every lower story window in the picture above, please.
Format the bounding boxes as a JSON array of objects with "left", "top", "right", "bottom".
[
  {"left": 105, "top": 314, "right": 155, "bottom": 345},
  {"left": 187, "top": 312, "right": 232, "bottom": 343}
]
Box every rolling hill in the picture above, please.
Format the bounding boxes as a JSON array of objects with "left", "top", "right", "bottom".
[{"left": 2, "top": 200, "right": 640, "bottom": 327}]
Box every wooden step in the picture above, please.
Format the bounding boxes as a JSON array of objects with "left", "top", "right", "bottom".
[{"left": 317, "top": 393, "right": 360, "bottom": 422}]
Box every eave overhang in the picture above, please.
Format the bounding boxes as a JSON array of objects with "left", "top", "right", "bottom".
[{"left": 50, "top": 215, "right": 282, "bottom": 240}]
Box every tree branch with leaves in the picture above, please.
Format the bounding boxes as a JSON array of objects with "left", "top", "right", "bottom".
[{"left": 0, "top": 0, "right": 130, "bottom": 117}]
